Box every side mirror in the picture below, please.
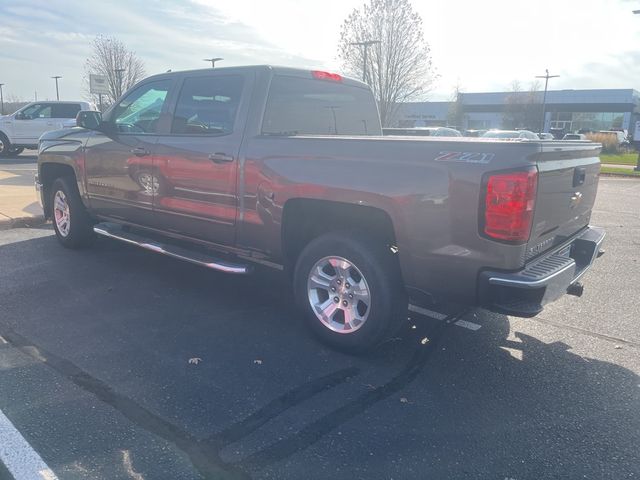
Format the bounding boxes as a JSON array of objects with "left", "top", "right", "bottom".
[
  {"left": 14, "top": 112, "right": 25, "bottom": 120},
  {"left": 76, "top": 110, "right": 103, "bottom": 130}
]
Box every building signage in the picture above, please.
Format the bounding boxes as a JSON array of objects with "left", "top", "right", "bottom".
[{"left": 89, "top": 74, "right": 110, "bottom": 95}]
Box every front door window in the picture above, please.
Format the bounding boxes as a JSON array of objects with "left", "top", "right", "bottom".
[
  {"left": 111, "top": 81, "right": 171, "bottom": 134},
  {"left": 19, "top": 103, "right": 52, "bottom": 120}
]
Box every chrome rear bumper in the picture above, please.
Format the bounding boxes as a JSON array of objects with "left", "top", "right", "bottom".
[{"left": 479, "top": 226, "right": 605, "bottom": 317}]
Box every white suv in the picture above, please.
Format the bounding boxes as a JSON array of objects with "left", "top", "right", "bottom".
[{"left": 0, "top": 101, "right": 94, "bottom": 156}]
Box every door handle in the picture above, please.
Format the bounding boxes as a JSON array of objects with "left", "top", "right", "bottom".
[
  {"left": 130, "top": 147, "right": 150, "bottom": 157},
  {"left": 208, "top": 152, "right": 234, "bottom": 164}
]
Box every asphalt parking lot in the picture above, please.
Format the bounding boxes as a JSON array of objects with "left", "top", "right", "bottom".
[
  {"left": 0, "top": 165, "right": 639, "bottom": 479},
  {"left": 0, "top": 154, "right": 37, "bottom": 187}
]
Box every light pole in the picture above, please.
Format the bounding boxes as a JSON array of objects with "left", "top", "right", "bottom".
[
  {"left": 203, "top": 58, "right": 223, "bottom": 68},
  {"left": 51, "top": 76, "right": 62, "bottom": 100},
  {"left": 634, "top": 10, "right": 640, "bottom": 171},
  {"left": 0, "top": 84, "right": 4, "bottom": 115},
  {"left": 535, "top": 69, "right": 559, "bottom": 134},
  {"left": 349, "top": 40, "right": 380, "bottom": 83},
  {"left": 114, "top": 68, "right": 125, "bottom": 99}
]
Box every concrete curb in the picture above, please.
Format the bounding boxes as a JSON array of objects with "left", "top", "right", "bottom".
[
  {"left": 0, "top": 215, "right": 47, "bottom": 231},
  {"left": 600, "top": 172, "right": 640, "bottom": 178}
]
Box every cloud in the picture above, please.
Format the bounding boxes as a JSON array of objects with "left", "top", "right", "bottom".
[
  {"left": 1, "top": 0, "right": 638, "bottom": 101},
  {"left": 0, "top": 0, "right": 323, "bottom": 101},
  {"left": 561, "top": 51, "right": 640, "bottom": 91}
]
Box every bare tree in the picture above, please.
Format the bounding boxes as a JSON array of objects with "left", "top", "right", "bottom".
[
  {"left": 3, "top": 93, "right": 28, "bottom": 115},
  {"left": 503, "top": 80, "right": 541, "bottom": 131},
  {"left": 83, "top": 36, "right": 146, "bottom": 109},
  {"left": 338, "top": 0, "right": 437, "bottom": 127},
  {"left": 447, "top": 81, "right": 464, "bottom": 130}
]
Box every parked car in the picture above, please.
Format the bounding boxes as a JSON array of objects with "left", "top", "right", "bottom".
[
  {"left": 383, "top": 126, "right": 462, "bottom": 137},
  {"left": 36, "top": 66, "right": 605, "bottom": 352},
  {"left": 598, "top": 130, "right": 627, "bottom": 145},
  {"left": 563, "top": 133, "right": 587, "bottom": 140},
  {"left": 537, "top": 132, "right": 554, "bottom": 140},
  {"left": 463, "top": 129, "right": 488, "bottom": 137},
  {"left": 482, "top": 129, "right": 539, "bottom": 140},
  {"left": 0, "top": 101, "right": 94, "bottom": 156}
]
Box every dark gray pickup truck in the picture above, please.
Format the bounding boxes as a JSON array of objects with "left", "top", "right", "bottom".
[{"left": 36, "top": 65, "right": 605, "bottom": 351}]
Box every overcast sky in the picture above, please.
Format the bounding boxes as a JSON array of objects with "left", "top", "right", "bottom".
[{"left": 1, "top": 0, "right": 640, "bottom": 102}]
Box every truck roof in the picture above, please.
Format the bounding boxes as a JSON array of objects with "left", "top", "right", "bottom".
[{"left": 145, "top": 65, "right": 368, "bottom": 88}]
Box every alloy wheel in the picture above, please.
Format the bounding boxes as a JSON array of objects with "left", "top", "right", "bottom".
[
  {"left": 53, "top": 190, "right": 71, "bottom": 237},
  {"left": 307, "top": 256, "right": 371, "bottom": 333}
]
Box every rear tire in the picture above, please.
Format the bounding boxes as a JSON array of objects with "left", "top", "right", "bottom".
[
  {"left": 8, "top": 146, "right": 24, "bottom": 155},
  {"left": 0, "top": 133, "right": 10, "bottom": 157},
  {"left": 51, "top": 177, "right": 95, "bottom": 248},
  {"left": 293, "top": 231, "right": 406, "bottom": 353}
]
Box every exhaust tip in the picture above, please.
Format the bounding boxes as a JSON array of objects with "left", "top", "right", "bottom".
[{"left": 567, "top": 282, "right": 584, "bottom": 297}]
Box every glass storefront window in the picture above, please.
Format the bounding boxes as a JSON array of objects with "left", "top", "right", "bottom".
[
  {"left": 468, "top": 120, "right": 492, "bottom": 129},
  {"left": 550, "top": 112, "right": 626, "bottom": 132}
]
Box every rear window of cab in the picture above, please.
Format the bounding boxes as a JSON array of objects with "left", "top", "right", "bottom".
[{"left": 262, "top": 75, "right": 381, "bottom": 136}]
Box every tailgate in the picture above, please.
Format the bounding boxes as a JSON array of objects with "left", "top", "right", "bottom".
[{"left": 526, "top": 141, "right": 601, "bottom": 260}]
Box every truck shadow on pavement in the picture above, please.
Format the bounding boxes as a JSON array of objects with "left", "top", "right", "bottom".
[
  {"left": 0, "top": 231, "right": 638, "bottom": 479},
  {"left": 0, "top": 154, "right": 38, "bottom": 164}
]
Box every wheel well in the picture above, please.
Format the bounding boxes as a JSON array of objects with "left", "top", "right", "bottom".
[
  {"left": 282, "top": 199, "right": 398, "bottom": 266},
  {"left": 40, "top": 163, "right": 76, "bottom": 218}
]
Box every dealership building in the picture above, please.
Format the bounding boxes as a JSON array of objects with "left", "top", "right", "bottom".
[{"left": 394, "top": 88, "right": 640, "bottom": 134}]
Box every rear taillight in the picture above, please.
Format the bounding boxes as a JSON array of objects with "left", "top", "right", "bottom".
[{"left": 482, "top": 169, "right": 538, "bottom": 243}]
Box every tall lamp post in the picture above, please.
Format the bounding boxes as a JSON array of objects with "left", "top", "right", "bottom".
[
  {"left": 535, "top": 69, "right": 559, "bottom": 134},
  {"left": 203, "top": 58, "right": 223, "bottom": 68},
  {"left": 51, "top": 76, "right": 62, "bottom": 100},
  {"left": 349, "top": 40, "right": 380, "bottom": 83},
  {"left": 0, "top": 83, "right": 4, "bottom": 115},
  {"left": 634, "top": 10, "right": 640, "bottom": 171}
]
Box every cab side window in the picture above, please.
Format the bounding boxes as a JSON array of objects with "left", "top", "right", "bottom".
[
  {"left": 111, "top": 80, "right": 171, "bottom": 134},
  {"left": 52, "top": 104, "right": 82, "bottom": 119},
  {"left": 171, "top": 75, "right": 244, "bottom": 135}
]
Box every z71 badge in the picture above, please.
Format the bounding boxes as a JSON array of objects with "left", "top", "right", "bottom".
[{"left": 434, "top": 151, "right": 495, "bottom": 164}]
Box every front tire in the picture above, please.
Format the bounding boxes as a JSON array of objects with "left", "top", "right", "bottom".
[
  {"left": 294, "top": 232, "right": 406, "bottom": 353},
  {"left": 51, "top": 177, "right": 95, "bottom": 248}
]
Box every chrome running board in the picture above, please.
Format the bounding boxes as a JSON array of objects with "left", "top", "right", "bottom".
[{"left": 93, "top": 222, "right": 251, "bottom": 274}]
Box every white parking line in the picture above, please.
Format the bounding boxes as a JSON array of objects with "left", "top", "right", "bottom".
[
  {"left": 408, "top": 305, "right": 481, "bottom": 331},
  {"left": 408, "top": 304, "right": 447, "bottom": 320},
  {"left": 0, "top": 408, "right": 58, "bottom": 480},
  {"left": 454, "top": 319, "right": 482, "bottom": 331}
]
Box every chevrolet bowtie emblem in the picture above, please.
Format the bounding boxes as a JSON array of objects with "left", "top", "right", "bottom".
[{"left": 570, "top": 191, "right": 583, "bottom": 208}]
